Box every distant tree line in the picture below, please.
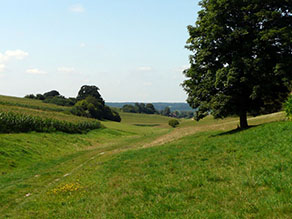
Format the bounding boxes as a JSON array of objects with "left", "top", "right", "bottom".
[
  {"left": 25, "top": 85, "right": 121, "bottom": 122},
  {"left": 160, "top": 106, "right": 194, "bottom": 119},
  {"left": 122, "top": 104, "right": 194, "bottom": 119},
  {"left": 122, "top": 103, "right": 157, "bottom": 114},
  {"left": 107, "top": 102, "right": 195, "bottom": 112},
  {"left": 25, "top": 90, "right": 76, "bottom": 106}
]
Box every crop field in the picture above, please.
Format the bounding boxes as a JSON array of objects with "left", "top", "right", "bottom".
[
  {"left": 0, "top": 104, "right": 97, "bottom": 124},
  {"left": 0, "top": 95, "right": 70, "bottom": 112},
  {"left": 0, "top": 95, "right": 290, "bottom": 218}
]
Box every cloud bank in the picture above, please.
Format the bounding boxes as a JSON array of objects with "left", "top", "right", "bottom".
[{"left": 26, "top": 68, "right": 46, "bottom": 75}]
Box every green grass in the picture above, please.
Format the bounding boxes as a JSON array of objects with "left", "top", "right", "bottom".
[
  {"left": 3, "top": 121, "right": 291, "bottom": 218},
  {"left": 0, "top": 95, "right": 290, "bottom": 218},
  {"left": 119, "top": 112, "right": 171, "bottom": 128},
  {"left": 0, "top": 95, "right": 70, "bottom": 113}
]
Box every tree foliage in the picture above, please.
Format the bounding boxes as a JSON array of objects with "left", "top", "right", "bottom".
[
  {"left": 183, "top": 0, "right": 292, "bottom": 128},
  {"left": 72, "top": 86, "right": 121, "bottom": 122},
  {"left": 122, "top": 103, "right": 157, "bottom": 114},
  {"left": 43, "top": 90, "right": 60, "bottom": 99},
  {"left": 284, "top": 95, "right": 292, "bottom": 120},
  {"left": 77, "top": 85, "right": 104, "bottom": 104},
  {"left": 161, "top": 107, "right": 171, "bottom": 117},
  {"left": 25, "top": 85, "right": 121, "bottom": 122}
]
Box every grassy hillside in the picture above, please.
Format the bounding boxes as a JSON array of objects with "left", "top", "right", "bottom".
[
  {"left": 0, "top": 95, "right": 70, "bottom": 112},
  {"left": 0, "top": 95, "right": 290, "bottom": 218},
  {"left": 0, "top": 95, "right": 101, "bottom": 124},
  {"left": 119, "top": 112, "right": 171, "bottom": 128}
]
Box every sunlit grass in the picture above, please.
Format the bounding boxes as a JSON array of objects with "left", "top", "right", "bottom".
[{"left": 0, "top": 95, "right": 289, "bottom": 218}]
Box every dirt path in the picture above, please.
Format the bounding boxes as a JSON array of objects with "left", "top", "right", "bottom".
[{"left": 143, "top": 112, "right": 285, "bottom": 148}]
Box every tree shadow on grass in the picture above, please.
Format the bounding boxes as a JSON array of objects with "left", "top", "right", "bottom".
[{"left": 211, "top": 125, "right": 259, "bottom": 137}]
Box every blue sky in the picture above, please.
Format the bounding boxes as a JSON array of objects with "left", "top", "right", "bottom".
[{"left": 0, "top": 0, "right": 200, "bottom": 102}]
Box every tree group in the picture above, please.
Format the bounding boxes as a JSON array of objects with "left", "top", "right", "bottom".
[
  {"left": 122, "top": 103, "right": 157, "bottom": 114},
  {"left": 71, "top": 85, "right": 121, "bottom": 122},
  {"left": 25, "top": 85, "right": 121, "bottom": 122}
]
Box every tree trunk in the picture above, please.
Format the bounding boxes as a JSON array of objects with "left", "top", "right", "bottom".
[{"left": 239, "top": 112, "right": 248, "bottom": 129}]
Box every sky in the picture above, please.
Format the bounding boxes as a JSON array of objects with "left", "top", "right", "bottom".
[{"left": 0, "top": 0, "right": 200, "bottom": 102}]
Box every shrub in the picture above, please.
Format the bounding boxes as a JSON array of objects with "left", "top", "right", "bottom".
[
  {"left": 284, "top": 95, "right": 292, "bottom": 120},
  {"left": 0, "top": 112, "right": 101, "bottom": 134},
  {"left": 168, "top": 119, "right": 180, "bottom": 128}
]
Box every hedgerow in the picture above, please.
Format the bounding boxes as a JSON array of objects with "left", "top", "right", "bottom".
[{"left": 0, "top": 112, "right": 101, "bottom": 134}]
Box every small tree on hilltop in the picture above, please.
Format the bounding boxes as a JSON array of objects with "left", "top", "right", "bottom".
[
  {"left": 183, "top": 0, "right": 292, "bottom": 129},
  {"left": 43, "top": 90, "right": 60, "bottom": 99},
  {"left": 77, "top": 85, "right": 104, "bottom": 105},
  {"left": 72, "top": 85, "right": 121, "bottom": 122}
]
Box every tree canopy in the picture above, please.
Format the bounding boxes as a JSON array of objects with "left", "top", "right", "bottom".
[
  {"left": 122, "top": 103, "right": 157, "bottom": 114},
  {"left": 77, "top": 85, "right": 104, "bottom": 105},
  {"left": 43, "top": 90, "right": 60, "bottom": 98},
  {"left": 183, "top": 0, "right": 292, "bottom": 128},
  {"left": 72, "top": 85, "right": 121, "bottom": 122}
]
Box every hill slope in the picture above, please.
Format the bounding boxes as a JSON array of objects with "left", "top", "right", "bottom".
[{"left": 0, "top": 95, "right": 289, "bottom": 218}]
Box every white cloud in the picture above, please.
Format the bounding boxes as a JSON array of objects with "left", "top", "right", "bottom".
[
  {"left": 69, "top": 4, "right": 85, "bottom": 13},
  {"left": 57, "top": 67, "right": 75, "bottom": 73},
  {"left": 0, "top": 64, "right": 6, "bottom": 72},
  {"left": 80, "top": 42, "right": 86, "bottom": 48},
  {"left": 0, "top": 50, "right": 29, "bottom": 63},
  {"left": 137, "top": 66, "right": 152, "bottom": 72},
  {"left": 26, "top": 68, "right": 46, "bottom": 75},
  {"left": 0, "top": 50, "right": 28, "bottom": 74}
]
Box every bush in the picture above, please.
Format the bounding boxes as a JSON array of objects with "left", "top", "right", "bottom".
[
  {"left": 0, "top": 112, "right": 101, "bottom": 134},
  {"left": 168, "top": 119, "right": 180, "bottom": 128},
  {"left": 284, "top": 95, "right": 292, "bottom": 120}
]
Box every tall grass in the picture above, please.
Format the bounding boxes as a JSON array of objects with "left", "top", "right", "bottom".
[{"left": 0, "top": 112, "right": 101, "bottom": 134}]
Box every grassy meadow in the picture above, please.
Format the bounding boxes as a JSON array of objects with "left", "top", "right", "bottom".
[{"left": 0, "top": 95, "right": 291, "bottom": 218}]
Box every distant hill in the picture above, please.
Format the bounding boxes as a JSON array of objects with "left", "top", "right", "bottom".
[{"left": 106, "top": 102, "right": 195, "bottom": 112}]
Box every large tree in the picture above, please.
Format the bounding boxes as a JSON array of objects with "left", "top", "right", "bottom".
[{"left": 183, "top": 0, "right": 292, "bottom": 128}]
